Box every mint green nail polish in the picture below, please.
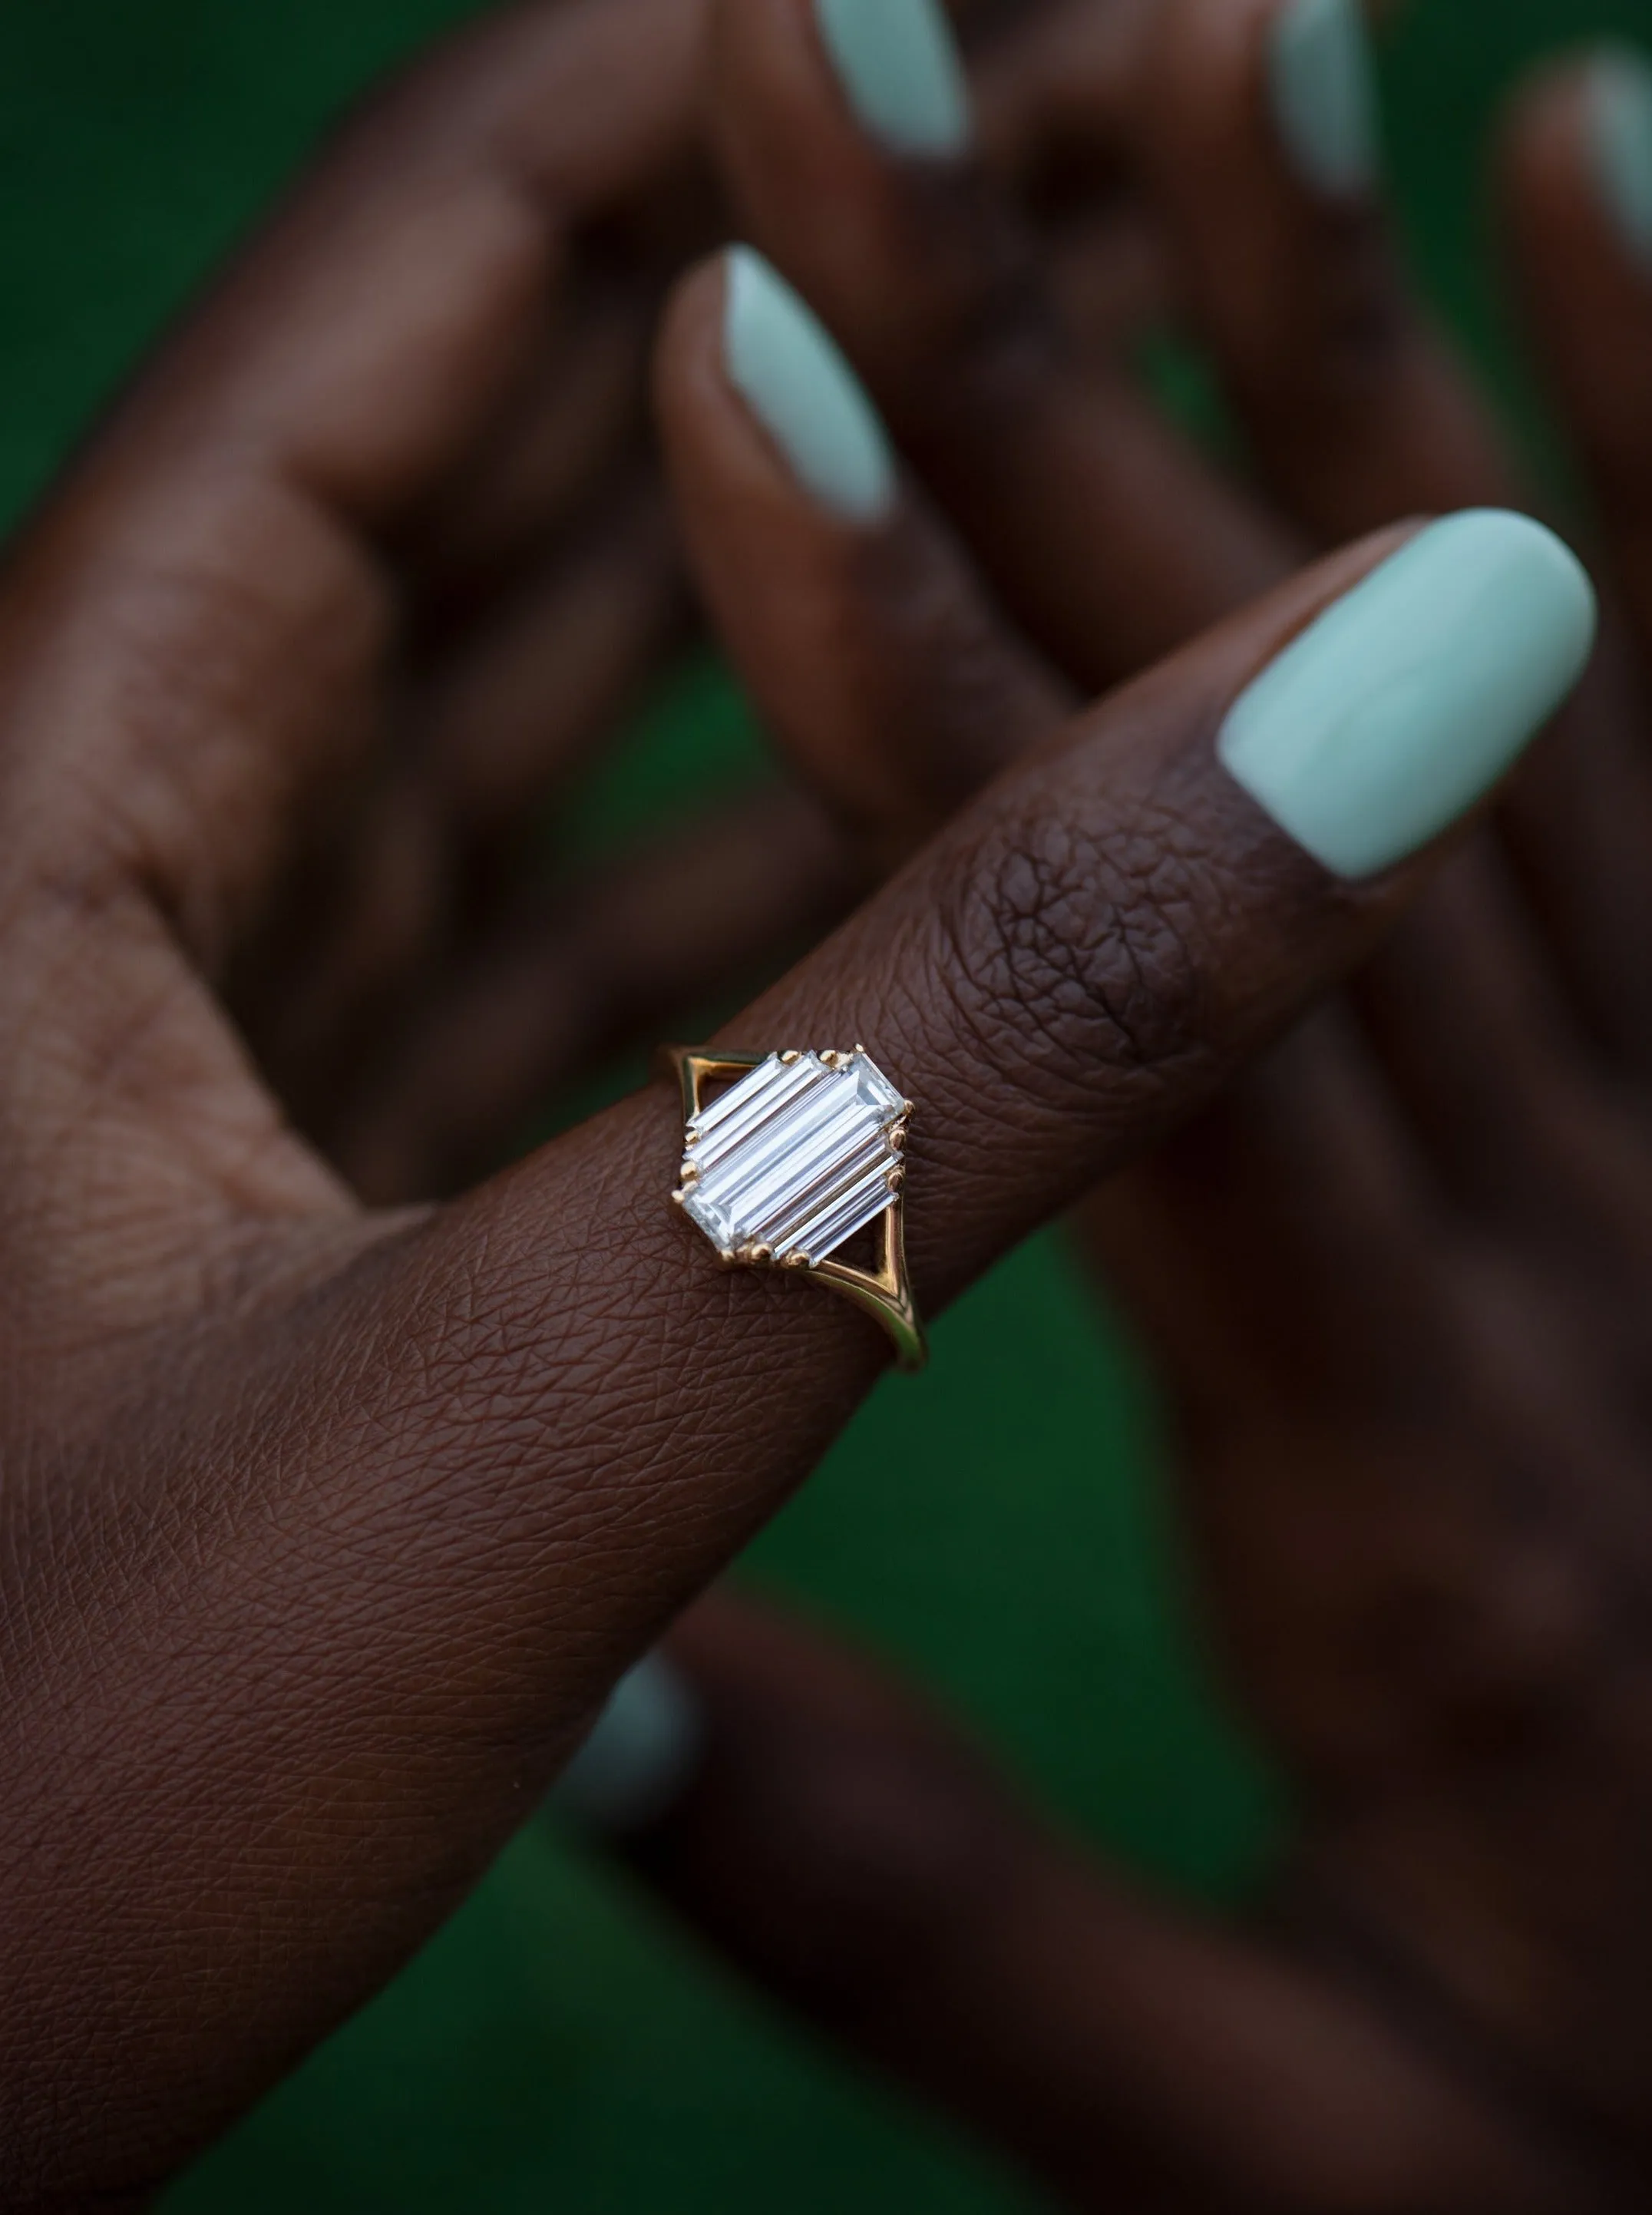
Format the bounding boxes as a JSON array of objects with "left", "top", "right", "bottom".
[
  {"left": 723, "top": 246, "right": 896, "bottom": 523},
  {"left": 549, "top": 1656, "right": 705, "bottom": 1838},
  {"left": 1267, "top": 0, "right": 1379, "bottom": 197},
  {"left": 1218, "top": 512, "right": 1597, "bottom": 880},
  {"left": 1590, "top": 48, "right": 1652, "bottom": 270},
  {"left": 815, "top": 0, "right": 972, "bottom": 158}
]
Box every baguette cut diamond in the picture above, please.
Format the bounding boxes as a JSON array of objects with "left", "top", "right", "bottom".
[{"left": 681, "top": 1050, "right": 907, "bottom": 1265}]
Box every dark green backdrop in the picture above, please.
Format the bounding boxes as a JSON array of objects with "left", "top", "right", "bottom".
[{"left": 2, "top": 3, "right": 1644, "bottom": 2207}]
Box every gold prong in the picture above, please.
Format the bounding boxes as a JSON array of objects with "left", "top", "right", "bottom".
[
  {"left": 854, "top": 1043, "right": 867, "bottom": 1056},
  {"left": 672, "top": 1189, "right": 688, "bottom": 1208},
  {"left": 684, "top": 1129, "right": 699, "bottom": 1146},
  {"left": 719, "top": 1248, "right": 738, "bottom": 1267},
  {"left": 889, "top": 1128, "right": 907, "bottom": 1154},
  {"left": 781, "top": 1251, "right": 811, "bottom": 1271},
  {"left": 887, "top": 1165, "right": 905, "bottom": 1191},
  {"left": 680, "top": 1164, "right": 701, "bottom": 1185},
  {"left": 750, "top": 1244, "right": 774, "bottom": 1265},
  {"left": 781, "top": 1050, "right": 801, "bottom": 1066}
]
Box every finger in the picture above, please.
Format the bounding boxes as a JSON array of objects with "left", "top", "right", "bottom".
[
  {"left": 16, "top": 504, "right": 1596, "bottom": 2190},
  {"left": 243, "top": 486, "right": 688, "bottom": 1119},
  {"left": 976, "top": 4, "right": 1182, "bottom": 362},
  {"left": 318, "top": 517, "right": 1600, "bottom": 1790},
  {"left": 414, "top": 478, "right": 687, "bottom": 879},
  {"left": 657, "top": 252, "right": 1068, "bottom": 856},
  {"left": 327, "top": 784, "right": 857, "bottom": 1205},
  {"left": 405, "top": 278, "right": 662, "bottom": 613},
  {"left": 970, "top": 0, "right": 1150, "bottom": 204},
  {"left": 706, "top": 0, "right": 1293, "bottom": 689},
  {"left": 1498, "top": 52, "right": 1652, "bottom": 1069},
  {"left": 603, "top": 1597, "right": 1586, "bottom": 2211},
  {"left": 1140, "top": 0, "right": 1519, "bottom": 544},
  {"left": 1351, "top": 850, "right": 1652, "bottom": 1270},
  {"left": 1142, "top": 1, "right": 1652, "bottom": 1086},
  {"left": 1505, "top": 52, "right": 1652, "bottom": 640},
  {"left": 1080, "top": 1008, "right": 1440, "bottom": 1434}
]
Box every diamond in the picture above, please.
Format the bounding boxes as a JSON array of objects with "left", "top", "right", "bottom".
[{"left": 679, "top": 1050, "right": 908, "bottom": 1267}]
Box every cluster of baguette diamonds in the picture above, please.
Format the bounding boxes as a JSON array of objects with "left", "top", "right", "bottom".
[{"left": 674, "top": 1049, "right": 911, "bottom": 1270}]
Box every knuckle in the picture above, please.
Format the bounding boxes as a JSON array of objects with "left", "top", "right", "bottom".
[{"left": 935, "top": 798, "right": 1214, "bottom": 1109}]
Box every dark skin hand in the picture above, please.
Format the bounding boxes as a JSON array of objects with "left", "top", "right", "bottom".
[
  {"left": 575, "top": 2, "right": 1652, "bottom": 2210},
  {"left": 229, "top": 0, "right": 1154, "bottom": 1205},
  {"left": 0, "top": 0, "right": 1506, "bottom": 2206}
]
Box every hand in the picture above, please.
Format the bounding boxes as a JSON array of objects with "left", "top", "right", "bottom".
[
  {"left": 574, "top": 1, "right": 1652, "bottom": 2204},
  {"left": 230, "top": 0, "right": 1155, "bottom": 1208},
  {"left": 0, "top": 0, "right": 1559, "bottom": 2204}
]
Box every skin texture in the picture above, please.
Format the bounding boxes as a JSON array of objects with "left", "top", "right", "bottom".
[
  {"left": 587, "top": 2, "right": 1652, "bottom": 2210},
  {"left": 0, "top": 2, "right": 1512, "bottom": 2207}
]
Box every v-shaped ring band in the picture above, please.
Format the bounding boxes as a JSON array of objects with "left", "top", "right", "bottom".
[{"left": 660, "top": 1043, "right": 927, "bottom": 1373}]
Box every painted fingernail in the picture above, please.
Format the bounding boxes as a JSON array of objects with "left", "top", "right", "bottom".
[
  {"left": 1218, "top": 511, "right": 1597, "bottom": 880},
  {"left": 814, "top": 0, "right": 972, "bottom": 158},
  {"left": 1267, "top": 0, "right": 1380, "bottom": 197},
  {"left": 1588, "top": 47, "right": 1652, "bottom": 271},
  {"left": 723, "top": 246, "right": 897, "bottom": 523},
  {"left": 547, "top": 1655, "right": 705, "bottom": 1839}
]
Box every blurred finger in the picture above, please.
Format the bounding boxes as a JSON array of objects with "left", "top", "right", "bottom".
[
  {"left": 243, "top": 486, "right": 687, "bottom": 1122},
  {"left": 706, "top": 0, "right": 1292, "bottom": 689},
  {"left": 1499, "top": 52, "right": 1652, "bottom": 1070},
  {"left": 583, "top": 1596, "right": 1590, "bottom": 2212},
  {"left": 1140, "top": 0, "right": 1518, "bottom": 541},
  {"left": 329, "top": 783, "right": 856, "bottom": 1204},
  {"left": 658, "top": 251, "right": 1066, "bottom": 855},
  {"left": 1352, "top": 850, "right": 1652, "bottom": 1266},
  {"left": 405, "top": 279, "right": 662, "bottom": 611},
  {"left": 1082, "top": 1010, "right": 1438, "bottom": 1434},
  {"left": 415, "top": 478, "right": 686, "bottom": 875}
]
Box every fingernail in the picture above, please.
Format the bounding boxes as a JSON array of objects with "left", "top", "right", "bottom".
[
  {"left": 814, "top": 0, "right": 973, "bottom": 158},
  {"left": 547, "top": 1655, "right": 705, "bottom": 1839},
  {"left": 1267, "top": 0, "right": 1381, "bottom": 197},
  {"left": 722, "top": 246, "right": 897, "bottom": 523},
  {"left": 1218, "top": 511, "right": 1597, "bottom": 880},
  {"left": 1588, "top": 47, "right": 1652, "bottom": 271}
]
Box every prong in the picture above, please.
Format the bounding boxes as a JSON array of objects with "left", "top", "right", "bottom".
[
  {"left": 854, "top": 1043, "right": 867, "bottom": 1056},
  {"left": 684, "top": 1129, "right": 699, "bottom": 1147},
  {"left": 887, "top": 1165, "right": 906, "bottom": 1191},
  {"left": 902, "top": 1099, "right": 916, "bottom": 1116},
  {"left": 889, "top": 1128, "right": 907, "bottom": 1154},
  {"left": 679, "top": 1164, "right": 701, "bottom": 1186},
  {"left": 718, "top": 1248, "right": 738, "bottom": 1268},
  {"left": 671, "top": 1189, "right": 689, "bottom": 1208},
  {"left": 781, "top": 1251, "right": 811, "bottom": 1271},
  {"left": 749, "top": 1245, "right": 774, "bottom": 1265},
  {"left": 781, "top": 1050, "right": 802, "bottom": 1066}
]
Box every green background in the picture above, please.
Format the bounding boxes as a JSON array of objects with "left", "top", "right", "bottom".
[{"left": 0, "top": 2, "right": 1643, "bottom": 2207}]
